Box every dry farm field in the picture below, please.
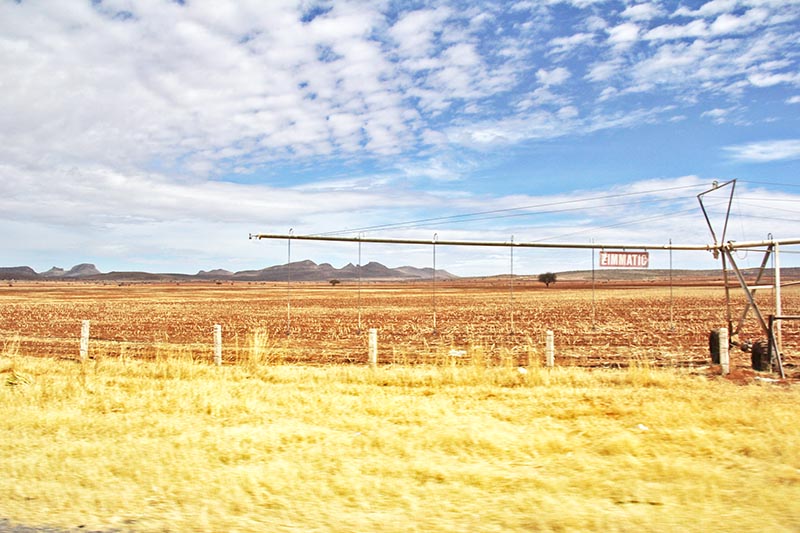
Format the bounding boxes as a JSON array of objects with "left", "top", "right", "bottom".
[{"left": 0, "top": 280, "right": 798, "bottom": 374}]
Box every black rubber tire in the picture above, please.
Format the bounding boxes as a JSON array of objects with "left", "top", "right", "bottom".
[
  {"left": 709, "top": 329, "right": 720, "bottom": 364},
  {"left": 751, "top": 339, "right": 771, "bottom": 372}
]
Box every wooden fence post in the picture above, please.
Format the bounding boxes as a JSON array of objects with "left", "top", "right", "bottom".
[
  {"left": 214, "top": 324, "right": 222, "bottom": 366},
  {"left": 80, "top": 320, "right": 90, "bottom": 361},
  {"left": 546, "top": 330, "right": 554, "bottom": 368},
  {"left": 719, "top": 327, "right": 729, "bottom": 375},
  {"left": 368, "top": 328, "right": 378, "bottom": 368}
]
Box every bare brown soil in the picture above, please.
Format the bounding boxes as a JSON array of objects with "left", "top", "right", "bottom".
[{"left": 1, "top": 280, "right": 797, "bottom": 379}]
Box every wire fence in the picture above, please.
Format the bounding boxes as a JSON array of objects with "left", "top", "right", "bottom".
[{"left": 3, "top": 282, "right": 798, "bottom": 373}]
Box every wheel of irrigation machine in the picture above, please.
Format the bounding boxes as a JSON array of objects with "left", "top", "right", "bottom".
[
  {"left": 751, "top": 339, "right": 772, "bottom": 372},
  {"left": 708, "top": 329, "right": 720, "bottom": 364}
]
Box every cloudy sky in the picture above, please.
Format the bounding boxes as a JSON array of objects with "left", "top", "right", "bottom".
[{"left": 1, "top": 0, "right": 799, "bottom": 276}]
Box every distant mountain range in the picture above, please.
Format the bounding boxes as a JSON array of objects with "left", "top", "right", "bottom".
[
  {"left": 2, "top": 262, "right": 798, "bottom": 284},
  {"left": 0, "top": 260, "right": 457, "bottom": 282}
]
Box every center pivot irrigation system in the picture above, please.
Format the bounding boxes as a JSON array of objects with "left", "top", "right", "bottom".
[{"left": 251, "top": 179, "right": 800, "bottom": 377}]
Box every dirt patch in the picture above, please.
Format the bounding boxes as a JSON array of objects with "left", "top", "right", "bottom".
[{"left": 0, "top": 519, "right": 117, "bottom": 533}]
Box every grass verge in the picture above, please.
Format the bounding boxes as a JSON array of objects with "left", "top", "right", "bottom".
[{"left": 1, "top": 355, "right": 799, "bottom": 532}]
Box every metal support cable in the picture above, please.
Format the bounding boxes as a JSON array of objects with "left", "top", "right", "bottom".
[{"left": 312, "top": 184, "right": 708, "bottom": 237}]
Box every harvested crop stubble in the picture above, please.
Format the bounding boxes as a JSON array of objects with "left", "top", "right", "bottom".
[{"left": 0, "top": 282, "right": 797, "bottom": 372}]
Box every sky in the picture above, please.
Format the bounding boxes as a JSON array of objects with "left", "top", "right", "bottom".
[{"left": 1, "top": 0, "right": 799, "bottom": 277}]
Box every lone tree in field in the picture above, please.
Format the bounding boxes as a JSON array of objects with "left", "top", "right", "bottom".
[
  {"left": 329, "top": 279, "right": 341, "bottom": 287},
  {"left": 538, "top": 272, "right": 557, "bottom": 287}
]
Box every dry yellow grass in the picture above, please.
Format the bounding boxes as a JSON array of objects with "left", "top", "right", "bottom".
[{"left": 1, "top": 352, "right": 799, "bottom": 532}]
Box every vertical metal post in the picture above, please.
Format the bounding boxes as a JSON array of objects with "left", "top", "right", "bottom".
[
  {"left": 721, "top": 251, "right": 733, "bottom": 333},
  {"left": 510, "top": 235, "right": 514, "bottom": 334},
  {"left": 287, "top": 228, "right": 292, "bottom": 337},
  {"left": 591, "top": 240, "right": 596, "bottom": 331},
  {"left": 432, "top": 233, "right": 437, "bottom": 334},
  {"left": 357, "top": 233, "right": 363, "bottom": 335},
  {"left": 669, "top": 238, "right": 674, "bottom": 331},
  {"left": 768, "top": 315, "right": 775, "bottom": 372},
  {"left": 767, "top": 315, "right": 785, "bottom": 377},
  {"left": 774, "top": 241, "right": 782, "bottom": 353}
]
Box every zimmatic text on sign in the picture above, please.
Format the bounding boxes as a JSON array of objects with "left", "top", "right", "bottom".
[{"left": 599, "top": 252, "right": 650, "bottom": 268}]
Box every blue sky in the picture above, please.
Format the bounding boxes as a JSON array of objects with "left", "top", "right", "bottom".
[{"left": 1, "top": 0, "right": 799, "bottom": 276}]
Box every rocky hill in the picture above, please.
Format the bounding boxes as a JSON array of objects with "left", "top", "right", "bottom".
[
  {"left": 0, "top": 266, "right": 39, "bottom": 280},
  {"left": 41, "top": 263, "right": 101, "bottom": 278},
  {"left": 220, "top": 260, "right": 457, "bottom": 281}
]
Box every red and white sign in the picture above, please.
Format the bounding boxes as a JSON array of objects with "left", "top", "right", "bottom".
[{"left": 599, "top": 251, "right": 649, "bottom": 268}]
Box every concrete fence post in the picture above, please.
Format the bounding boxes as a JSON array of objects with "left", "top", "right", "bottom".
[
  {"left": 719, "top": 327, "right": 729, "bottom": 375},
  {"left": 214, "top": 324, "right": 222, "bottom": 366},
  {"left": 80, "top": 320, "right": 90, "bottom": 361},
  {"left": 546, "top": 330, "right": 554, "bottom": 368},
  {"left": 368, "top": 328, "right": 378, "bottom": 368}
]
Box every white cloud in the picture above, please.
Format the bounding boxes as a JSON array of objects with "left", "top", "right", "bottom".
[
  {"left": 0, "top": 164, "right": 406, "bottom": 228},
  {"left": 558, "top": 0, "right": 607, "bottom": 8},
  {"left": 536, "top": 67, "right": 571, "bottom": 85},
  {"left": 629, "top": 39, "right": 748, "bottom": 92},
  {"left": 724, "top": 139, "right": 800, "bottom": 162},
  {"left": 547, "top": 32, "right": 595, "bottom": 56},
  {"left": 445, "top": 103, "right": 672, "bottom": 148},
  {"left": 389, "top": 7, "right": 452, "bottom": 60},
  {"left": 584, "top": 105, "right": 672, "bottom": 132},
  {"left": 2, "top": 0, "right": 797, "bottom": 185},
  {"left": 748, "top": 71, "right": 800, "bottom": 87},
  {"left": 644, "top": 20, "right": 709, "bottom": 40},
  {"left": 597, "top": 86, "right": 619, "bottom": 101},
  {"left": 585, "top": 15, "right": 609, "bottom": 32},
  {"left": 557, "top": 105, "right": 579, "bottom": 119},
  {"left": 511, "top": 1, "right": 539, "bottom": 11},
  {"left": 586, "top": 58, "right": 624, "bottom": 82},
  {"left": 445, "top": 111, "right": 571, "bottom": 146},
  {"left": 0, "top": 0, "right": 522, "bottom": 179},
  {"left": 622, "top": 3, "right": 665, "bottom": 21},
  {"left": 788, "top": 96, "right": 800, "bottom": 104},
  {"left": 701, "top": 107, "right": 736, "bottom": 124},
  {"left": 607, "top": 22, "right": 640, "bottom": 48},
  {"left": 710, "top": 8, "right": 769, "bottom": 35},
  {"left": 533, "top": 86, "right": 570, "bottom": 106},
  {"left": 0, "top": 0, "right": 419, "bottom": 174},
  {"left": 674, "top": 0, "right": 738, "bottom": 18},
  {"left": 397, "top": 156, "right": 475, "bottom": 182}
]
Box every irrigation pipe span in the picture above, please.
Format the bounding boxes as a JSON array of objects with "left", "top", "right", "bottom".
[{"left": 249, "top": 233, "right": 800, "bottom": 252}]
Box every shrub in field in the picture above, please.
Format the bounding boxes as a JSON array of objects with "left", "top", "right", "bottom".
[{"left": 538, "top": 272, "right": 557, "bottom": 287}]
